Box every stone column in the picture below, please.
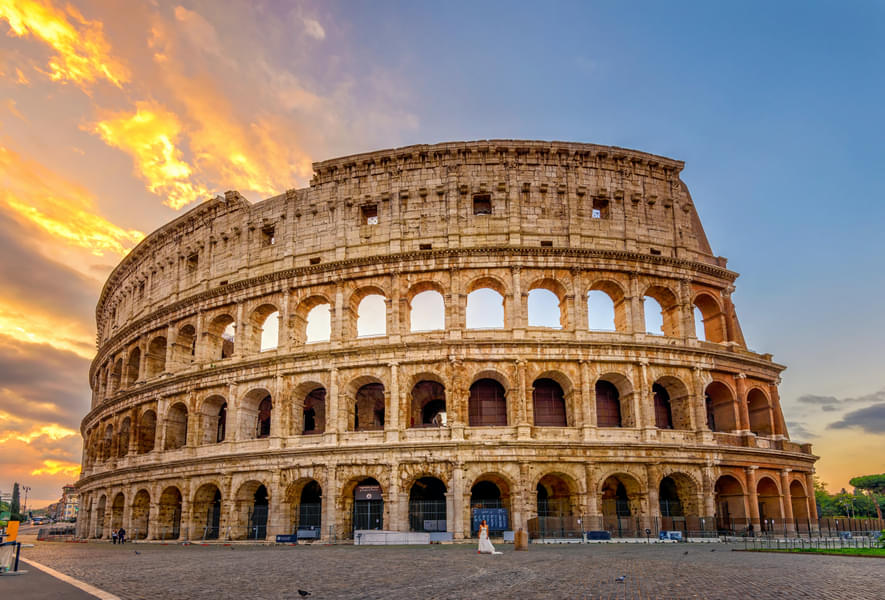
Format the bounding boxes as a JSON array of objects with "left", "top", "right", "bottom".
[{"left": 745, "top": 467, "right": 759, "bottom": 527}]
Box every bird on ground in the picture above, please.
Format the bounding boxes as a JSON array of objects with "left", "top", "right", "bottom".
[
  {"left": 298, "top": 590, "right": 311, "bottom": 597},
  {"left": 615, "top": 576, "right": 626, "bottom": 583}
]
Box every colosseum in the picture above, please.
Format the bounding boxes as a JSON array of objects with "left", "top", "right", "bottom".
[{"left": 76, "top": 140, "right": 818, "bottom": 543}]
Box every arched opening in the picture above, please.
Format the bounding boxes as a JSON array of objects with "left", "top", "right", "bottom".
[
  {"left": 94, "top": 495, "right": 106, "bottom": 538},
  {"left": 408, "top": 477, "right": 447, "bottom": 532},
  {"left": 240, "top": 389, "right": 273, "bottom": 439},
  {"left": 536, "top": 474, "right": 574, "bottom": 517},
  {"left": 790, "top": 480, "right": 809, "bottom": 520},
  {"left": 110, "top": 492, "right": 124, "bottom": 532},
  {"left": 298, "top": 481, "right": 322, "bottom": 532},
  {"left": 527, "top": 288, "right": 562, "bottom": 328},
  {"left": 532, "top": 378, "right": 567, "bottom": 426},
  {"left": 164, "top": 402, "right": 188, "bottom": 450},
  {"left": 250, "top": 304, "right": 279, "bottom": 352},
  {"left": 207, "top": 314, "right": 236, "bottom": 360},
  {"left": 172, "top": 324, "right": 197, "bottom": 367},
  {"left": 198, "top": 395, "right": 227, "bottom": 445},
  {"left": 653, "top": 383, "right": 673, "bottom": 429},
  {"left": 305, "top": 304, "right": 331, "bottom": 342},
  {"left": 131, "top": 489, "right": 150, "bottom": 540},
  {"left": 693, "top": 293, "right": 726, "bottom": 343},
  {"left": 354, "top": 383, "right": 385, "bottom": 431},
  {"left": 659, "top": 477, "right": 683, "bottom": 517},
  {"left": 705, "top": 381, "right": 738, "bottom": 432},
  {"left": 357, "top": 294, "right": 386, "bottom": 337},
  {"left": 117, "top": 417, "right": 130, "bottom": 458},
  {"left": 125, "top": 348, "right": 140, "bottom": 386},
  {"left": 468, "top": 378, "right": 507, "bottom": 426},
  {"left": 145, "top": 336, "right": 167, "bottom": 377},
  {"left": 644, "top": 286, "right": 680, "bottom": 336},
  {"left": 466, "top": 288, "right": 505, "bottom": 329},
  {"left": 748, "top": 388, "right": 774, "bottom": 436},
  {"left": 352, "top": 477, "right": 384, "bottom": 533},
  {"left": 302, "top": 388, "right": 326, "bottom": 435},
  {"left": 587, "top": 290, "right": 616, "bottom": 331},
  {"left": 101, "top": 424, "right": 114, "bottom": 461},
  {"left": 409, "top": 290, "right": 445, "bottom": 332},
  {"left": 470, "top": 477, "right": 511, "bottom": 535},
  {"left": 157, "top": 487, "right": 182, "bottom": 540},
  {"left": 595, "top": 380, "right": 622, "bottom": 427},
  {"left": 714, "top": 475, "right": 746, "bottom": 531},
  {"left": 410, "top": 380, "right": 446, "bottom": 428},
  {"left": 192, "top": 484, "right": 222, "bottom": 540},
  {"left": 757, "top": 477, "right": 782, "bottom": 527}
]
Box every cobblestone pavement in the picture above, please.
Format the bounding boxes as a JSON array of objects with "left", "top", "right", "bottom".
[{"left": 19, "top": 538, "right": 885, "bottom": 600}]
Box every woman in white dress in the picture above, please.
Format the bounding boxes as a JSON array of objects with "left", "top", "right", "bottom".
[{"left": 477, "top": 519, "right": 502, "bottom": 554}]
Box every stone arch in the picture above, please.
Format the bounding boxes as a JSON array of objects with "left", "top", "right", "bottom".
[
  {"left": 117, "top": 416, "right": 131, "bottom": 458},
  {"left": 284, "top": 478, "right": 323, "bottom": 533},
  {"left": 240, "top": 387, "right": 273, "bottom": 439},
  {"left": 157, "top": 486, "right": 182, "bottom": 540},
  {"left": 191, "top": 482, "right": 223, "bottom": 540},
  {"left": 408, "top": 476, "right": 448, "bottom": 532},
  {"left": 405, "top": 281, "right": 446, "bottom": 332},
  {"left": 714, "top": 474, "right": 746, "bottom": 528},
  {"left": 291, "top": 293, "right": 332, "bottom": 344},
  {"left": 705, "top": 380, "right": 738, "bottom": 432},
  {"left": 232, "top": 479, "right": 270, "bottom": 540},
  {"left": 587, "top": 279, "right": 628, "bottom": 332},
  {"left": 130, "top": 488, "right": 151, "bottom": 539},
  {"left": 164, "top": 402, "right": 188, "bottom": 450},
  {"left": 198, "top": 394, "right": 227, "bottom": 445},
  {"left": 693, "top": 292, "right": 726, "bottom": 343},
  {"left": 171, "top": 323, "right": 197, "bottom": 368},
  {"left": 101, "top": 423, "right": 114, "bottom": 461},
  {"left": 248, "top": 302, "right": 280, "bottom": 352},
  {"left": 653, "top": 375, "right": 692, "bottom": 430},
  {"left": 110, "top": 491, "right": 125, "bottom": 531},
  {"left": 409, "top": 378, "right": 447, "bottom": 428},
  {"left": 466, "top": 275, "right": 508, "bottom": 329},
  {"left": 527, "top": 277, "right": 569, "bottom": 329},
  {"left": 206, "top": 313, "right": 236, "bottom": 360},
  {"left": 145, "top": 336, "right": 167, "bottom": 378},
  {"left": 596, "top": 372, "right": 635, "bottom": 427},
  {"left": 349, "top": 285, "right": 388, "bottom": 338},
  {"left": 643, "top": 284, "right": 680, "bottom": 337},
  {"left": 756, "top": 476, "right": 783, "bottom": 524},
  {"left": 535, "top": 471, "right": 580, "bottom": 517},
  {"left": 125, "top": 347, "right": 140, "bottom": 386},
  {"left": 789, "top": 479, "right": 809, "bottom": 520},
  {"left": 748, "top": 387, "right": 774, "bottom": 436}
]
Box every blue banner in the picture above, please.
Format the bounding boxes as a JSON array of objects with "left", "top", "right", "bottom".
[{"left": 472, "top": 508, "right": 508, "bottom": 532}]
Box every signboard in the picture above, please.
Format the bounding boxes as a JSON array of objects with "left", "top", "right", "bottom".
[
  {"left": 355, "top": 485, "right": 383, "bottom": 501},
  {"left": 472, "top": 508, "right": 508, "bottom": 532}
]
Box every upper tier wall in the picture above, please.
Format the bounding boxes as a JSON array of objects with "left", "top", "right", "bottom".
[{"left": 96, "top": 140, "right": 721, "bottom": 346}]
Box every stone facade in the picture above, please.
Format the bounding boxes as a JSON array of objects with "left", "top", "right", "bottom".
[{"left": 76, "top": 140, "right": 817, "bottom": 542}]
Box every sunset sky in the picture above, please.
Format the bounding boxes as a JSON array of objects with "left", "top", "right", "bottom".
[{"left": 0, "top": 0, "right": 883, "bottom": 507}]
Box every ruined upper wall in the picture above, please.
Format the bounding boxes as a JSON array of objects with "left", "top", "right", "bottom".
[{"left": 96, "top": 140, "right": 723, "bottom": 345}]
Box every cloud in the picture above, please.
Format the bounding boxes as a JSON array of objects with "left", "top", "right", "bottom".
[
  {"left": 302, "top": 17, "right": 325, "bottom": 40},
  {"left": 90, "top": 101, "right": 212, "bottom": 210},
  {"left": 0, "top": 0, "right": 129, "bottom": 88},
  {"left": 786, "top": 421, "right": 817, "bottom": 439},
  {"left": 828, "top": 403, "right": 885, "bottom": 434},
  {"left": 0, "top": 145, "right": 144, "bottom": 258}
]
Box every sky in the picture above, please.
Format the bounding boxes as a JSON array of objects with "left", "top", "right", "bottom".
[{"left": 0, "top": 0, "right": 882, "bottom": 507}]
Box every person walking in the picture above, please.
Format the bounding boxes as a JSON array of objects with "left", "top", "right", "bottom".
[{"left": 477, "top": 519, "right": 501, "bottom": 554}]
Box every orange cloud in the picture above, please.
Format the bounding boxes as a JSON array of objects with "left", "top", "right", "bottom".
[
  {"left": 91, "top": 101, "right": 212, "bottom": 210},
  {"left": 0, "top": 145, "right": 144, "bottom": 257},
  {"left": 0, "top": 0, "right": 128, "bottom": 88}
]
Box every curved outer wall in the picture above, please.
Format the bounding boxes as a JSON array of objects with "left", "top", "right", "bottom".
[{"left": 77, "top": 140, "right": 816, "bottom": 541}]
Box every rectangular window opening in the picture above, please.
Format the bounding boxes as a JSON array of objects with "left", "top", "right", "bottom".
[
  {"left": 361, "top": 204, "right": 379, "bottom": 225},
  {"left": 261, "top": 225, "right": 276, "bottom": 246},
  {"left": 473, "top": 194, "right": 492, "bottom": 215}
]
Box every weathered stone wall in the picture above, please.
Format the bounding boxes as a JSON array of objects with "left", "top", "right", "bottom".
[{"left": 77, "top": 140, "right": 816, "bottom": 542}]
